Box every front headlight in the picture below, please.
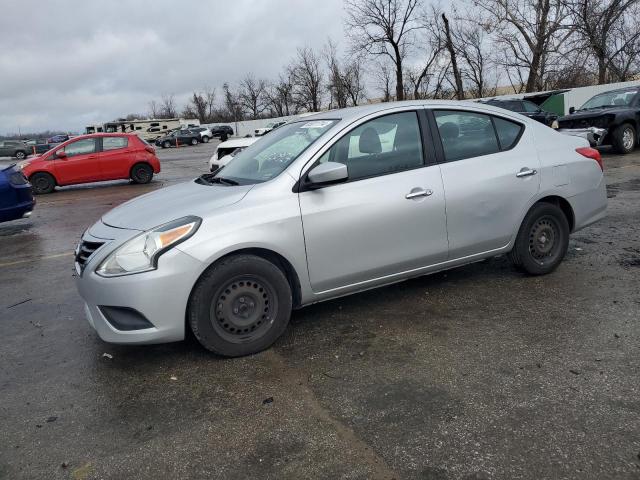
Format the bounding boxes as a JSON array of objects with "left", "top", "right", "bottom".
[
  {"left": 96, "top": 216, "right": 201, "bottom": 277},
  {"left": 551, "top": 119, "right": 559, "bottom": 129}
]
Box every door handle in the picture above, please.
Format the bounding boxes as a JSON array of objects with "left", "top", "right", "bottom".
[
  {"left": 516, "top": 168, "right": 537, "bottom": 178},
  {"left": 405, "top": 188, "right": 433, "bottom": 199}
]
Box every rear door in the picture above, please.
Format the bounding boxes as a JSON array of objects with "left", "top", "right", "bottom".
[
  {"left": 299, "top": 109, "right": 449, "bottom": 293},
  {"left": 430, "top": 109, "right": 540, "bottom": 258},
  {"left": 53, "top": 137, "right": 101, "bottom": 184},
  {"left": 0, "top": 142, "right": 9, "bottom": 156},
  {"left": 99, "top": 136, "right": 131, "bottom": 180}
]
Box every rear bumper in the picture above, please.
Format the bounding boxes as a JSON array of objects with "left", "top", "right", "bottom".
[
  {"left": 0, "top": 199, "right": 35, "bottom": 222},
  {"left": 557, "top": 127, "right": 607, "bottom": 147}
]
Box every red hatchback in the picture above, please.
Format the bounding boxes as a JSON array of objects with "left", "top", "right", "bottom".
[{"left": 21, "top": 133, "right": 161, "bottom": 194}]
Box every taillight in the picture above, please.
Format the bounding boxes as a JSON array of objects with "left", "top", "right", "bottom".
[
  {"left": 576, "top": 147, "right": 603, "bottom": 171},
  {"left": 144, "top": 145, "right": 155, "bottom": 154}
]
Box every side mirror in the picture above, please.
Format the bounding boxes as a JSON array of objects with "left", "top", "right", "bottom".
[
  {"left": 307, "top": 162, "right": 348, "bottom": 187},
  {"left": 569, "top": 107, "right": 575, "bottom": 114},
  {"left": 56, "top": 150, "right": 67, "bottom": 159}
]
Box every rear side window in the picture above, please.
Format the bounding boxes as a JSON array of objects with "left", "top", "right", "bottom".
[
  {"left": 434, "top": 110, "right": 499, "bottom": 162},
  {"left": 103, "top": 136, "right": 128, "bottom": 151},
  {"left": 493, "top": 117, "right": 523, "bottom": 150},
  {"left": 63, "top": 138, "right": 97, "bottom": 157},
  {"left": 317, "top": 111, "right": 424, "bottom": 181}
]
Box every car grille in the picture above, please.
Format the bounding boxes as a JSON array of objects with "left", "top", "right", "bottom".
[{"left": 75, "top": 240, "right": 104, "bottom": 273}]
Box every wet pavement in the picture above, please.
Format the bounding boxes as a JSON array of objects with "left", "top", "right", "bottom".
[{"left": 1, "top": 143, "right": 639, "bottom": 479}]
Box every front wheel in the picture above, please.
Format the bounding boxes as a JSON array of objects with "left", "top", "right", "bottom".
[
  {"left": 612, "top": 123, "right": 636, "bottom": 154},
  {"left": 190, "top": 137, "right": 198, "bottom": 146},
  {"left": 130, "top": 163, "right": 153, "bottom": 184},
  {"left": 188, "top": 255, "right": 292, "bottom": 357},
  {"left": 30, "top": 172, "right": 56, "bottom": 194},
  {"left": 15, "top": 151, "right": 26, "bottom": 160},
  {"left": 202, "top": 136, "right": 210, "bottom": 143},
  {"left": 509, "top": 202, "right": 570, "bottom": 275},
  {"left": 162, "top": 141, "right": 171, "bottom": 149}
]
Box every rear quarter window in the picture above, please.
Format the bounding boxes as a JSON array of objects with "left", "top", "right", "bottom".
[
  {"left": 103, "top": 137, "right": 129, "bottom": 151},
  {"left": 493, "top": 117, "right": 523, "bottom": 150}
]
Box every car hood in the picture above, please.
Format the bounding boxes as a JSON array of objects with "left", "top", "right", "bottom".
[{"left": 101, "top": 179, "right": 254, "bottom": 230}]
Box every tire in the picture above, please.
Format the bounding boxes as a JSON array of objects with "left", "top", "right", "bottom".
[
  {"left": 190, "top": 137, "right": 198, "bottom": 146},
  {"left": 14, "top": 150, "right": 26, "bottom": 160},
  {"left": 130, "top": 163, "right": 153, "bottom": 184},
  {"left": 611, "top": 123, "right": 636, "bottom": 154},
  {"left": 29, "top": 172, "right": 56, "bottom": 194},
  {"left": 509, "top": 202, "right": 570, "bottom": 275},
  {"left": 162, "top": 141, "right": 171, "bottom": 149},
  {"left": 202, "top": 136, "right": 210, "bottom": 143},
  {"left": 188, "top": 254, "right": 292, "bottom": 357}
]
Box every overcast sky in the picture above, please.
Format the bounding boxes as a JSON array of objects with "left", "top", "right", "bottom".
[{"left": 0, "top": 0, "right": 346, "bottom": 135}]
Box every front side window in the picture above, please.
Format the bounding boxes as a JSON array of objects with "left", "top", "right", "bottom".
[
  {"left": 217, "top": 120, "right": 338, "bottom": 184},
  {"left": 103, "top": 136, "right": 128, "bottom": 151},
  {"left": 317, "top": 112, "right": 424, "bottom": 181},
  {"left": 62, "top": 138, "right": 97, "bottom": 157},
  {"left": 434, "top": 110, "right": 500, "bottom": 162}
]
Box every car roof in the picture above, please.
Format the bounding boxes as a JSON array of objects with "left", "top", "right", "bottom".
[
  {"left": 297, "top": 99, "right": 525, "bottom": 123},
  {"left": 217, "top": 137, "right": 259, "bottom": 148}
]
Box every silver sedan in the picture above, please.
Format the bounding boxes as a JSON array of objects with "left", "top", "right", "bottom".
[{"left": 75, "top": 101, "right": 607, "bottom": 356}]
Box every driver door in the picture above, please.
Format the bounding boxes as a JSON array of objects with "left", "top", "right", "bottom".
[
  {"left": 298, "top": 110, "right": 449, "bottom": 293},
  {"left": 53, "top": 137, "right": 101, "bottom": 184}
]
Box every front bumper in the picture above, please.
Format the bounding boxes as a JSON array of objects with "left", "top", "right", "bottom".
[
  {"left": 74, "top": 225, "right": 203, "bottom": 345},
  {"left": 557, "top": 127, "right": 607, "bottom": 147}
]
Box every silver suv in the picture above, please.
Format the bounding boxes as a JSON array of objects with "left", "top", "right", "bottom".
[{"left": 75, "top": 101, "right": 607, "bottom": 356}]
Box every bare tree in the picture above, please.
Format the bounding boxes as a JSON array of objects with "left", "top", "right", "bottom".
[
  {"left": 290, "top": 47, "right": 323, "bottom": 111},
  {"left": 343, "top": 60, "right": 367, "bottom": 106},
  {"left": 454, "top": 19, "right": 495, "bottom": 97},
  {"left": 474, "top": 0, "right": 572, "bottom": 92},
  {"left": 148, "top": 100, "right": 160, "bottom": 119},
  {"left": 325, "top": 40, "right": 349, "bottom": 109},
  {"left": 441, "top": 12, "right": 465, "bottom": 99},
  {"left": 373, "top": 61, "right": 394, "bottom": 102},
  {"left": 159, "top": 94, "right": 178, "bottom": 118},
  {"left": 569, "top": 0, "right": 640, "bottom": 83},
  {"left": 265, "top": 73, "right": 297, "bottom": 117},
  {"left": 345, "top": 0, "right": 422, "bottom": 101},
  {"left": 239, "top": 74, "right": 268, "bottom": 119},
  {"left": 222, "top": 83, "right": 243, "bottom": 122}
]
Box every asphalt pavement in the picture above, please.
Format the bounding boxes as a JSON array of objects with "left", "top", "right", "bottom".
[{"left": 0, "top": 142, "right": 639, "bottom": 480}]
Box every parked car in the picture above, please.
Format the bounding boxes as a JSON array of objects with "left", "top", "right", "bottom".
[
  {"left": 25, "top": 139, "right": 53, "bottom": 155},
  {"left": 0, "top": 140, "right": 29, "bottom": 160},
  {"left": 483, "top": 98, "right": 559, "bottom": 128},
  {"left": 210, "top": 125, "right": 234, "bottom": 138},
  {"left": 47, "top": 134, "right": 70, "bottom": 144},
  {"left": 187, "top": 127, "right": 213, "bottom": 143},
  {"left": 254, "top": 121, "right": 286, "bottom": 136},
  {"left": 20, "top": 133, "right": 160, "bottom": 194},
  {"left": 155, "top": 130, "right": 201, "bottom": 148},
  {"left": 208, "top": 137, "right": 259, "bottom": 172},
  {"left": 73, "top": 101, "right": 606, "bottom": 357},
  {"left": 0, "top": 164, "right": 35, "bottom": 222},
  {"left": 557, "top": 86, "right": 640, "bottom": 153}
]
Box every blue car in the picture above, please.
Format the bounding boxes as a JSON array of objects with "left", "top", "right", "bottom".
[{"left": 0, "top": 164, "right": 35, "bottom": 222}]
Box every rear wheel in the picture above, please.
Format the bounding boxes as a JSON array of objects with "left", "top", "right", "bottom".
[
  {"left": 130, "top": 163, "right": 153, "bottom": 184},
  {"left": 30, "top": 172, "right": 56, "bottom": 194},
  {"left": 15, "top": 150, "right": 26, "bottom": 160},
  {"left": 188, "top": 255, "right": 292, "bottom": 357},
  {"left": 190, "top": 137, "right": 198, "bottom": 146},
  {"left": 162, "top": 141, "right": 171, "bottom": 149},
  {"left": 202, "top": 136, "right": 210, "bottom": 143},
  {"left": 611, "top": 123, "right": 636, "bottom": 154},
  {"left": 509, "top": 202, "right": 569, "bottom": 275}
]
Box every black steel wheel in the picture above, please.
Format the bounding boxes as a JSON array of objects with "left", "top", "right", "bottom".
[
  {"left": 188, "top": 254, "right": 292, "bottom": 357},
  {"left": 509, "top": 202, "right": 569, "bottom": 275},
  {"left": 29, "top": 172, "right": 56, "bottom": 194},
  {"left": 130, "top": 163, "right": 153, "bottom": 184},
  {"left": 210, "top": 276, "right": 277, "bottom": 344}
]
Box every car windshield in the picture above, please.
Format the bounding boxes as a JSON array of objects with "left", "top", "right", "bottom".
[
  {"left": 215, "top": 119, "right": 338, "bottom": 184},
  {"left": 581, "top": 89, "right": 638, "bottom": 109}
]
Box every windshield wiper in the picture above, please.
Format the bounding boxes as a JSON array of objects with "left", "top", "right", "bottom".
[
  {"left": 195, "top": 174, "right": 238, "bottom": 186},
  {"left": 212, "top": 176, "right": 239, "bottom": 186}
]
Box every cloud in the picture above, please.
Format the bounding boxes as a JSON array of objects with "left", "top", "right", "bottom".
[{"left": 0, "top": 0, "right": 346, "bottom": 134}]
